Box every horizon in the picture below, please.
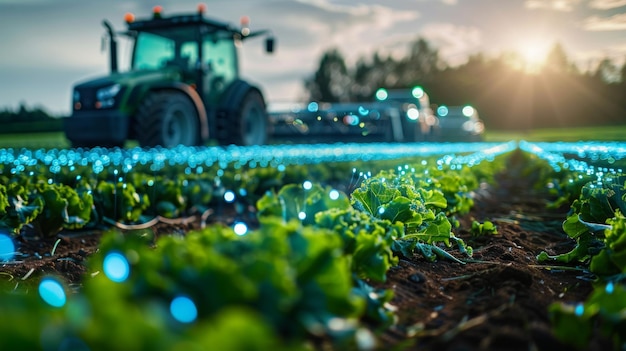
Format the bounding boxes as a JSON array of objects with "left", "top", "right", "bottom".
[{"left": 0, "top": 0, "right": 624, "bottom": 115}]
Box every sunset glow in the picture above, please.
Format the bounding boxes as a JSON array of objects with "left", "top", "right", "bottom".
[{"left": 518, "top": 38, "right": 550, "bottom": 73}]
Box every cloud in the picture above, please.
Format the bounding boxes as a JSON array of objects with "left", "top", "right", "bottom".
[
  {"left": 236, "top": 0, "right": 420, "bottom": 101},
  {"left": 524, "top": 0, "right": 581, "bottom": 11},
  {"left": 588, "top": 0, "right": 626, "bottom": 9},
  {"left": 420, "top": 23, "right": 483, "bottom": 66},
  {"left": 583, "top": 13, "right": 626, "bottom": 30}
]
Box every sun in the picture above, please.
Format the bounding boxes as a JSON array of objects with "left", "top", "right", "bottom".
[{"left": 517, "top": 39, "right": 550, "bottom": 73}]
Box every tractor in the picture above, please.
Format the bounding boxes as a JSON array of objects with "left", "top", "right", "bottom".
[{"left": 64, "top": 5, "right": 275, "bottom": 148}]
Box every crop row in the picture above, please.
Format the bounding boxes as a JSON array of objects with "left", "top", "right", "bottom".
[
  {"left": 0, "top": 144, "right": 513, "bottom": 350},
  {"left": 523, "top": 142, "right": 626, "bottom": 349}
]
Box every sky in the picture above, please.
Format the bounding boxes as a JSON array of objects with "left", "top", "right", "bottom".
[{"left": 0, "top": 0, "right": 624, "bottom": 115}]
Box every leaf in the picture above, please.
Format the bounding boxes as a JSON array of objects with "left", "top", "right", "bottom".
[
  {"left": 577, "top": 217, "right": 611, "bottom": 233},
  {"left": 417, "top": 188, "right": 447, "bottom": 209},
  {"left": 537, "top": 232, "right": 603, "bottom": 264},
  {"left": 378, "top": 196, "right": 421, "bottom": 225},
  {"left": 562, "top": 214, "right": 590, "bottom": 239},
  {"left": 404, "top": 212, "right": 452, "bottom": 246}
]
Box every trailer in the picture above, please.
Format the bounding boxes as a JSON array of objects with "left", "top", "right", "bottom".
[
  {"left": 433, "top": 105, "right": 485, "bottom": 142},
  {"left": 268, "top": 86, "right": 438, "bottom": 143}
]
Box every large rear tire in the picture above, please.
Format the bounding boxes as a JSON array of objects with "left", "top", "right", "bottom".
[
  {"left": 218, "top": 89, "right": 268, "bottom": 146},
  {"left": 135, "top": 91, "right": 200, "bottom": 148}
]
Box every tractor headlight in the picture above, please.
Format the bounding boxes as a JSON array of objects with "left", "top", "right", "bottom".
[
  {"left": 73, "top": 90, "right": 81, "bottom": 110},
  {"left": 96, "top": 84, "right": 121, "bottom": 109}
]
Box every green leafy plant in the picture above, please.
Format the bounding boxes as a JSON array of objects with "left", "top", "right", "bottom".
[
  {"left": 31, "top": 182, "right": 93, "bottom": 237},
  {"left": 537, "top": 178, "right": 626, "bottom": 276},
  {"left": 550, "top": 281, "right": 626, "bottom": 350},
  {"left": 257, "top": 183, "right": 350, "bottom": 226},
  {"left": 315, "top": 207, "right": 402, "bottom": 282},
  {"left": 93, "top": 180, "right": 150, "bottom": 223},
  {"left": 0, "top": 182, "right": 44, "bottom": 234},
  {"left": 470, "top": 220, "right": 498, "bottom": 237}
]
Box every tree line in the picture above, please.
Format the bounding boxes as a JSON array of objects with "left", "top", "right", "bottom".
[
  {"left": 304, "top": 39, "right": 626, "bottom": 131},
  {"left": 0, "top": 103, "right": 62, "bottom": 134}
]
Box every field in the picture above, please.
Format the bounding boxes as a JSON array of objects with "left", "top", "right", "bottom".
[
  {"left": 0, "top": 138, "right": 625, "bottom": 350},
  {"left": 3, "top": 123, "right": 626, "bottom": 150}
]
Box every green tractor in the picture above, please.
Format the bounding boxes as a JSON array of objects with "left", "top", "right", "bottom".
[{"left": 64, "top": 5, "right": 275, "bottom": 148}]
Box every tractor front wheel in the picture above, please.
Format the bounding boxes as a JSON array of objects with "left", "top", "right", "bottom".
[{"left": 135, "top": 91, "right": 200, "bottom": 148}]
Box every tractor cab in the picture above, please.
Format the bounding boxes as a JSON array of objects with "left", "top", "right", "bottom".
[{"left": 65, "top": 5, "right": 275, "bottom": 148}]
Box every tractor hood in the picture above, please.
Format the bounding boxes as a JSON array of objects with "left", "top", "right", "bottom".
[
  {"left": 72, "top": 68, "right": 186, "bottom": 112},
  {"left": 72, "top": 68, "right": 182, "bottom": 114},
  {"left": 73, "top": 69, "right": 182, "bottom": 90}
]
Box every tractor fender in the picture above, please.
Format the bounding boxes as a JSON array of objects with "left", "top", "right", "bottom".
[{"left": 131, "top": 82, "right": 210, "bottom": 142}]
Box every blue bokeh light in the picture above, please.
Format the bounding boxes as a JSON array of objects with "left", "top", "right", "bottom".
[
  {"left": 224, "top": 190, "right": 236, "bottom": 203},
  {"left": 0, "top": 232, "right": 15, "bottom": 261},
  {"left": 39, "top": 278, "right": 66, "bottom": 308},
  {"left": 574, "top": 303, "right": 584, "bottom": 317},
  {"left": 329, "top": 189, "right": 340, "bottom": 200},
  {"left": 606, "top": 281, "right": 614, "bottom": 294},
  {"left": 233, "top": 222, "right": 248, "bottom": 236},
  {"left": 170, "top": 295, "right": 198, "bottom": 323},
  {"left": 307, "top": 102, "right": 319, "bottom": 113},
  {"left": 103, "top": 251, "right": 130, "bottom": 283}
]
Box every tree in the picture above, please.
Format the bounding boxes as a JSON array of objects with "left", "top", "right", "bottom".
[
  {"left": 304, "top": 48, "right": 351, "bottom": 102},
  {"left": 594, "top": 58, "right": 621, "bottom": 84},
  {"left": 351, "top": 52, "right": 398, "bottom": 101},
  {"left": 396, "top": 38, "right": 443, "bottom": 87},
  {"left": 544, "top": 43, "right": 576, "bottom": 74}
]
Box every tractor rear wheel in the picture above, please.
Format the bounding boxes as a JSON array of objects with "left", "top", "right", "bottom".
[
  {"left": 135, "top": 91, "right": 200, "bottom": 148},
  {"left": 219, "top": 90, "right": 268, "bottom": 145}
]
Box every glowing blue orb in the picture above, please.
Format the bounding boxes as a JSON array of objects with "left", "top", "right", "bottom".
[
  {"left": 329, "top": 189, "right": 340, "bottom": 200},
  {"left": 0, "top": 232, "right": 15, "bottom": 261},
  {"left": 606, "top": 281, "right": 614, "bottom": 294},
  {"left": 303, "top": 181, "right": 312, "bottom": 190},
  {"left": 39, "top": 278, "right": 66, "bottom": 308},
  {"left": 412, "top": 86, "right": 424, "bottom": 98},
  {"left": 307, "top": 102, "right": 319, "bottom": 112},
  {"left": 170, "top": 295, "right": 198, "bottom": 323},
  {"left": 103, "top": 251, "right": 130, "bottom": 283},
  {"left": 437, "top": 106, "right": 449, "bottom": 117},
  {"left": 298, "top": 211, "right": 307, "bottom": 220},
  {"left": 224, "top": 191, "right": 236, "bottom": 203},
  {"left": 233, "top": 222, "right": 248, "bottom": 236},
  {"left": 574, "top": 303, "right": 584, "bottom": 317},
  {"left": 375, "top": 88, "right": 388, "bottom": 101},
  {"left": 407, "top": 108, "right": 420, "bottom": 121}
]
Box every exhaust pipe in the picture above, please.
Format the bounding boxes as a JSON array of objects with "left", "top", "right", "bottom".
[{"left": 102, "top": 20, "right": 118, "bottom": 73}]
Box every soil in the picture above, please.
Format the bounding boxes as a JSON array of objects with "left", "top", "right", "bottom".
[{"left": 0, "top": 154, "right": 608, "bottom": 350}]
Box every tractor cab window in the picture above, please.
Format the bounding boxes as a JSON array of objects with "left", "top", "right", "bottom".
[
  {"left": 132, "top": 31, "right": 197, "bottom": 71},
  {"left": 202, "top": 34, "right": 238, "bottom": 96}
]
